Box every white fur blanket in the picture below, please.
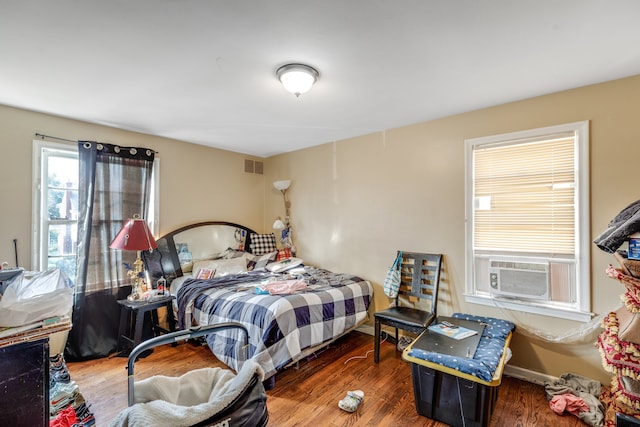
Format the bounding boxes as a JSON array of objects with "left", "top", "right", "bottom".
[{"left": 109, "top": 360, "right": 264, "bottom": 427}]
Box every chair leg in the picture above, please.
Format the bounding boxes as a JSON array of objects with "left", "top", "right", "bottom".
[
  {"left": 395, "top": 328, "right": 399, "bottom": 352},
  {"left": 374, "top": 319, "right": 381, "bottom": 363}
]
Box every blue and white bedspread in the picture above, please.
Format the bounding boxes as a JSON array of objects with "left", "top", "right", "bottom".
[
  {"left": 407, "top": 313, "right": 515, "bottom": 382},
  {"left": 176, "top": 267, "right": 373, "bottom": 379}
]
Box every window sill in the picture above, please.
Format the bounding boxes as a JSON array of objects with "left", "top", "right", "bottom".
[{"left": 464, "top": 294, "right": 593, "bottom": 323}]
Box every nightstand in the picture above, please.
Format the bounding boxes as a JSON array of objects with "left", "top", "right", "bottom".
[{"left": 117, "top": 295, "right": 176, "bottom": 354}]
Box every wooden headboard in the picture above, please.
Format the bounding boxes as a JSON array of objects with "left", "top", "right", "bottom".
[{"left": 142, "top": 221, "right": 257, "bottom": 285}]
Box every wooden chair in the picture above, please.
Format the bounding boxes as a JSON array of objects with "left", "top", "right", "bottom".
[{"left": 374, "top": 252, "right": 442, "bottom": 363}]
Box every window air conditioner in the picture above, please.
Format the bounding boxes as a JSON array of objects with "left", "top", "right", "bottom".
[{"left": 489, "top": 259, "right": 550, "bottom": 300}]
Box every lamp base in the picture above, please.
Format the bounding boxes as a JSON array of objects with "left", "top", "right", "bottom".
[
  {"left": 126, "top": 283, "right": 144, "bottom": 302},
  {"left": 126, "top": 256, "right": 147, "bottom": 302}
]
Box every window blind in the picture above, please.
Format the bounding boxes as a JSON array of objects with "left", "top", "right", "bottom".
[{"left": 473, "top": 134, "right": 575, "bottom": 255}]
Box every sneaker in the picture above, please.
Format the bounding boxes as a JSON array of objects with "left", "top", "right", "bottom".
[
  {"left": 50, "top": 381, "right": 78, "bottom": 406},
  {"left": 338, "top": 390, "right": 364, "bottom": 413},
  {"left": 397, "top": 336, "right": 413, "bottom": 351},
  {"left": 50, "top": 354, "right": 71, "bottom": 385}
]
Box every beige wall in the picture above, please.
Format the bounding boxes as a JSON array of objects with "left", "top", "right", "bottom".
[
  {"left": 0, "top": 105, "right": 267, "bottom": 270},
  {"left": 266, "top": 74, "right": 640, "bottom": 384}
]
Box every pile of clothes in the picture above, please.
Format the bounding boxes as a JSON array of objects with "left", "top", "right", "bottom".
[
  {"left": 49, "top": 353, "right": 95, "bottom": 427},
  {"left": 594, "top": 199, "right": 640, "bottom": 255},
  {"left": 544, "top": 373, "right": 604, "bottom": 427},
  {"left": 594, "top": 199, "right": 640, "bottom": 426}
]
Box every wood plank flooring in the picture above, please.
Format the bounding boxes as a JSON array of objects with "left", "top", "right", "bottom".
[{"left": 67, "top": 331, "right": 587, "bottom": 426}]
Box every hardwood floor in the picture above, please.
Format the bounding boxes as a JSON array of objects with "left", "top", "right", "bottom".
[{"left": 67, "top": 331, "right": 587, "bottom": 426}]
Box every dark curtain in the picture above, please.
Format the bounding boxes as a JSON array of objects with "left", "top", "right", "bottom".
[{"left": 65, "top": 141, "right": 155, "bottom": 361}]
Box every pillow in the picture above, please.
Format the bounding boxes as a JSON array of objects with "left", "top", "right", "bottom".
[
  {"left": 247, "top": 251, "right": 278, "bottom": 271},
  {"left": 182, "top": 250, "right": 226, "bottom": 274},
  {"left": 213, "top": 257, "right": 248, "bottom": 277},
  {"left": 249, "top": 233, "right": 277, "bottom": 256},
  {"left": 276, "top": 248, "right": 292, "bottom": 261},
  {"left": 220, "top": 248, "right": 248, "bottom": 259},
  {"left": 181, "top": 261, "right": 194, "bottom": 273},
  {"left": 200, "top": 251, "right": 225, "bottom": 261},
  {"left": 192, "top": 256, "right": 248, "bottom": 279}
]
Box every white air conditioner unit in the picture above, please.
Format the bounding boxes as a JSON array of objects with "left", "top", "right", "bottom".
[{"left": 489, "top": 259, "right": 550, "bottom": 300}]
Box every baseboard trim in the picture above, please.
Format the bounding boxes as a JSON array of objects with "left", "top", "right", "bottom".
[
  {"left": 504, "top": 364, "right": 558, "bottom": 386},
  {"left": 356, "top": 325, "right": 374, "bottom": 336}
]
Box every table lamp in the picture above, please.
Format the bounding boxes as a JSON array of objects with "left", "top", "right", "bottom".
[{"left": 110, "top": 214, "right": 157, "bottom": 301}]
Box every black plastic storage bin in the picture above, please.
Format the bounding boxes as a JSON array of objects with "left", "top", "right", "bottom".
[
  {"left": 618, "top": 412, "right": 640, "bottom": 426},
  {"left": 410, "top": 363, "right": 498, "bottom": 427}
]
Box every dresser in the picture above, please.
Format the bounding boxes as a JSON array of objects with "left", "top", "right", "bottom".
[{"left": 0, "top": 338, "right": 50, "bottom": 426}]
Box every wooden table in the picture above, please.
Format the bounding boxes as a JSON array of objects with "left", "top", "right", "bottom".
[{"left": 117, "top": 295, "right": 176, "bottom": 353}]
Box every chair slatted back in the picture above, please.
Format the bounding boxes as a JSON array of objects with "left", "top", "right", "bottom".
[{"left": 396, "top": 251, "right": 442, "bottom": 314}]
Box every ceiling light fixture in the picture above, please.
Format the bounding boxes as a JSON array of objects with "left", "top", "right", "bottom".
[{"left": 276, "top": 63, "right": 319, "bottom": 97}]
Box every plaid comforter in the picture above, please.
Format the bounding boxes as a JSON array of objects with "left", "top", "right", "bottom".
[{"left": 176, "top": 267, "right": 373, "bottom": 379}]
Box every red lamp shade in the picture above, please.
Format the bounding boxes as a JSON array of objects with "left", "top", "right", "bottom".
[{"left": 109, "top": 215, "right": 157, "bottom": 252}]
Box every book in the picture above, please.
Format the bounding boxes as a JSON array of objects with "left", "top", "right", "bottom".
[
  {"left": 196, "top": 268, "right": 216, "bottom": 280},
  {"left": 428, "top": 321, "right": 478, "bottom": 340}
]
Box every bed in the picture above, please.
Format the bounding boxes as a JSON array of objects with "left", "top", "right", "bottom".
[{"left": 142, "top": 221, "right": 373, "bottom": 382}]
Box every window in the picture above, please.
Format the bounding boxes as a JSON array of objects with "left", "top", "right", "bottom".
[
  {"left": 32, "top": 140, "right": 161, "bottom": 285},
  {"left": 464, "top": 121, "right": 590, "bottom": 321},
  {"left": 32, "top": 140, "right": 79, "bottom": 283}
]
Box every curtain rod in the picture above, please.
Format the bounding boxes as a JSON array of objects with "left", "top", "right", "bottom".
[
  {"left": 34, "top": 133, "right": 159, "bottom": 153},
  {"left": 35, "top": 133, "right": 77, "bottom": 143}
]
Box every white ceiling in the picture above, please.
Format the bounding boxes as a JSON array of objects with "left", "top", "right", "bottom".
[{"left": 2, "top": 1, "right": 640, "bottom": 158}]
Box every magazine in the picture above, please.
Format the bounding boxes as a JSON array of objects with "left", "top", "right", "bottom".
[{"left": 428, "top": 321, "right": 478, "bottom": 340}]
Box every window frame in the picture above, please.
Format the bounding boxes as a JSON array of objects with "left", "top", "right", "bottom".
[
  {"left": 464, "top": 121, "right": 591, "bottom": 322},
  {"left": 32, "top": 140, "right": 79, "bottom": 278}
]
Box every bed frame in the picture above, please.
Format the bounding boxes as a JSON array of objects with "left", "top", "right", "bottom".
[{"left": 142, "top": 221, "right": 257, "bottom": 285}]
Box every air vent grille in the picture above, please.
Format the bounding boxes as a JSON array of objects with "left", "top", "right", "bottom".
[
  {"left": 254, "top": 161, "right": 264, "bottom": 175},
  {"left": 244, "top": 159, "right": 264, "bottom": 175}
]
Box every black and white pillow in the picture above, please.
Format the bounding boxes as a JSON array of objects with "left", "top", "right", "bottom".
[{"left": 250, "top": 233, "right": 277, "bottom": 256}]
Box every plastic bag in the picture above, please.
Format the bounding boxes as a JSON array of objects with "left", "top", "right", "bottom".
[
  {"left": 383, "top": 251, "right": 403, "bottom": 298},
  {"left": 0, "top": 269, "right": 74, "bottom": 327}
]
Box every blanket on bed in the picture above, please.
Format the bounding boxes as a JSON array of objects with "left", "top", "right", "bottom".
[
  {"left": 176, "top": 271, "right": 270, "bottom": 329},
  {"left": 176, "top": 267, "right": 373, "bottom": 379}
]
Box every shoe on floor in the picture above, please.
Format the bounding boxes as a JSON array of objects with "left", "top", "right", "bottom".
[
  {"left": 338, "top": 390, "right": 364, "bottom": 412},
  {"left": 397, "top": 336, "right": 413, "bottom": 351}
]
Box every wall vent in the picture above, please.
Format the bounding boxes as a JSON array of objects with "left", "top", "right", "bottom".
[
  {"left": 254, "top": 161, "right": 264, "bottom": 175},
  {"left": 244, "top": 159, "right": 264, "bottom": 175}
]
